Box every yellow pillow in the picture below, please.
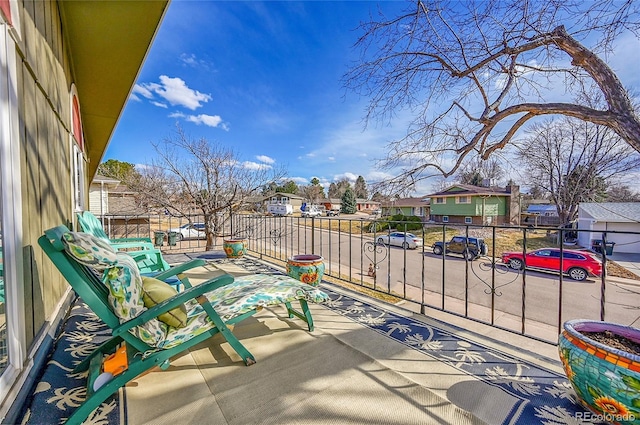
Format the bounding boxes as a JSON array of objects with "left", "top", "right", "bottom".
[{"left": 141, "top": 277, "right": 187, "bottom": 328}]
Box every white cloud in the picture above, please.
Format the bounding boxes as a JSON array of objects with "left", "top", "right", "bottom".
[
  {"left": 243, "top": 161, "right": 272, "bottom": 170},
  {"left": 132, "top": 84, "right": 155, "bottom": 99},
  {"left": 290, "top": 176, "right": 309, "bottom": 184},
  {"left": 256, "top": 155, "right": 275, "bottom": 164},
  {"left": 186, "top": 114, "right": 223, "bottom": 127},
  {"left": 180, "top": 53, "right": 198, "bottom": 67},
  {"left": 333, "top": 172, "right": 358, "bottom": 182},
  {"left": 152, "top": 101, "right": 168, "bottom": 108},
  {"left": 138, "top": 76, "right": 211, "bottom": 110}
]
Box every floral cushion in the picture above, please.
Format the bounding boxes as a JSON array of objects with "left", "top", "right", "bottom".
[
  {"left": 62, "top": 232, "right": 118, "bottom": 270},
  {"left": 141, "top": 277, "right": 187, "bottom": 328},
  {"left": 103, "top": 253, "right": 166, "bottom": 346},
  {"left": 159, "top": 274, "right": 329, "bottom": 349}
]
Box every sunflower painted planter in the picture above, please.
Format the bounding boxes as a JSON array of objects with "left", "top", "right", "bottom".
[
  {"left": 223, "top": 239, "right": 247, "bottom": 258},
  {"left": 559, "top": 319, "right": 640, "bottom": 424},
  {"left": 286, "top": 255, "right": 325, "bottom": 287}
]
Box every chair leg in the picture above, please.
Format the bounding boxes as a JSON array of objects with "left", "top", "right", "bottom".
[
  {"left": 284, "top": 299, "right": 314, "bottom": 332},
  {"left": 197, "top": 298, "right": 257, "bottom": 366}
]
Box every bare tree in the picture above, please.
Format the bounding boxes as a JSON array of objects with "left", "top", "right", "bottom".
[
  {"left": 516, "top": 117, "right": 640, "bottom": 222},
  {"left": 606, "top": 184, "right": 640, "bottom": 202},
  {"left": 127, "top": 126, "right": 285, "bottom": 250},
  {"left": 299, "top": 183, "right": 324, "bottom": 205},
  {"left": 456, "top": 157, "right": 504, "bottom": 186},
  {"left": 345, "top": 0, "right": 640, "bottom": 193}
]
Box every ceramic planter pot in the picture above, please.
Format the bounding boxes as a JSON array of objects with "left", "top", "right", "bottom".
[
  {"left": 559, "top": 319, "right": 640, "bottom": 424},
  {"left": 286, "top": 254, "right": 325, "bottom": 286},
  {"left": 223, "top": 239, "right": 247, "bottom": 258}
]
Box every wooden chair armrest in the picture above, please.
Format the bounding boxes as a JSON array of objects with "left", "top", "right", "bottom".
[{"left": 152, "top": 259, "right": 207, "bottom": 280}]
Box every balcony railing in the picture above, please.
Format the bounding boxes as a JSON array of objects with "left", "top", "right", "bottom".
[{"left": 95, "top": 212, "right": 640, "bottom": 345}]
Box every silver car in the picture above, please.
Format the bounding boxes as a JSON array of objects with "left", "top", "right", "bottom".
[
  {"left": 376, "top": 232, "right": 424, "bottom": 249},
  {"left": 168, "top": 223, "right": 206, "bottom": 241}
]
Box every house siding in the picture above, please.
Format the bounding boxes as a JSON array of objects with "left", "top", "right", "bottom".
[{"left": 16, "top": 0, "right": 76, "bottom": 350}]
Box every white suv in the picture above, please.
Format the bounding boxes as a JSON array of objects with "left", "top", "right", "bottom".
[{"left": 301, "top": 206, "right": 322, "bottom": 217}]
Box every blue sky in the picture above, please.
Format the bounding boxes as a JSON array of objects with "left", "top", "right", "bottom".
[
  {"left": 106, "top": 0, "right": 640, "bottom": 195},
  {"left": 107, "top": 1, "right": 410, "bottom": 190}
]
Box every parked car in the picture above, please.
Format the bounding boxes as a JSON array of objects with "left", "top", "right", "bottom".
[
  {"left": 376, "top": 232, "right": 423, "bottom": 249},
  {"left": 501, "top": 248, "right": 602, "bottom": 281},
  {"left": 301, "top": 206, "right": 322, "bottom": 217},
  {"left": 432, "top": 236, "right": 488, "bottom": 260},
  {"left": 326, "top": 208, "right": 340, "bottom": 217},
  {"left": 168, "top": 223, "right": 206, "bottom": 241}
]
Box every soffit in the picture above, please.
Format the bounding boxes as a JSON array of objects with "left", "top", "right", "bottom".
[{"left": 59, "top": 0, "right": 169, "bottom": 178}]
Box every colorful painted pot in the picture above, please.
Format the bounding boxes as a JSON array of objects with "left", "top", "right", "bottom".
[
  {"left": 223, "top": 239, "right": 247, "bottom": 258},
  {"left": 286, "top": 254, "right": 325, "bottom": 286},
  {"left": 559, "top": 319, "right": 640, "bottom": 424}
]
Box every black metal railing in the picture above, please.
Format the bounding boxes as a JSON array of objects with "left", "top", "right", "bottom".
[
  {"left": 229, "top": 213, "right": 640, "bottom": 345},
  {"left": 95, "top": 212, "right": 640, "bottom": 345}
]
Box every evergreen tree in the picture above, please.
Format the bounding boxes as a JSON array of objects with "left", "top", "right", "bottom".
[
  {"left": 341, "top": 187, "right": 357, "bottom": 214},
  {"left": 276, "top": 180, "right": 299, "bottom": 194},
  {"left": 354, "top": 175, "right": 368, "bottom": 199},
  {"left": 97, "top": 159, "right": 140, "bottom": 182}
]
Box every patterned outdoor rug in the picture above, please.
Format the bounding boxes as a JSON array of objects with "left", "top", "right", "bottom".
[
  {"left": 20, "top": 301, "right": 120, "bottom": 425},
  {"left": 19, "top": 255, "right": 593, "bottom": 425}
]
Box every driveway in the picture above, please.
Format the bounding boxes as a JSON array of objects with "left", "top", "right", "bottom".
[{"left": 609, "top": 252, "right": 640, "bottom": 278}]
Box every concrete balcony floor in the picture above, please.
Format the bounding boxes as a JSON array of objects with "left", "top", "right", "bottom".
[{"left": 23, "top": 252, "right": 589, "bottom": 425}]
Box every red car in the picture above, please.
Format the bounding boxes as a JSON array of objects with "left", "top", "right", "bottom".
[{"left": 501, "top": 248, "right": 602, "bottom": 281}]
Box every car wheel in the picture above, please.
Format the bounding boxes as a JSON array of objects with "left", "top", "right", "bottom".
[
  {"left": 508, "top": 258, "right": 524, "bottom": 270},
  {"left": 176, "top": 233, "right": 184, "bottom": 242},
  {"left": 568, "top": 267, "right": 588, "bottom": 281},
  {"left": 433, "top": 246, "right": 443, "bottom": 255},
  {"left": 402, "top": 242, "right": 409, "bottom": 249},
  {"left": 463, "top": 250, "right": 476, "bottom": 261},
  {"left": 377, "top": 238, "right": 386, "bottom": 245}
]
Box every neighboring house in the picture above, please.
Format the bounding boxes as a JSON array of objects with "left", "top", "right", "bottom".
[
  {"left": 89, "top": 175, "right": 120, "bottom": 216},
  {"left": 381, "top": 197, "right": 430, "bottom": 218},
  {"left": 263, "top": 192, "right": 305, "bottom": 211},
  {"left": 89, "top": 177, "right": 154, "bottom": 238},
  {"left": 526, "top": 204, "right": 559, "bottom": 217},
  {"left": 321, "top": 198, "right": 342, "bottom": 212},
  {"left": 523, "top": 204, "right": 562, "bottom": 226},
  {"left": 427, "top": 183, "right": 520, "bottom": 225},
  {"left": 0, "top": 2, "right": 168, "bottom": 419},
  {"left": 356, "top": 199, "right": 381, "bottom": 213},
  {"left": 577, "top": 203, "right": 640, "bottom": 254}
]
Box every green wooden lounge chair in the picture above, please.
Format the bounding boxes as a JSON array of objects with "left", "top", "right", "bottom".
[
  {"left": 77, "top": 211, "right": 171, "bottom": 274},
  {"left": 38, "top": 225, "right": 328, "bottom": 425}
]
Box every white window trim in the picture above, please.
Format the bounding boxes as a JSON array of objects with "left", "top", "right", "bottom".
[
  {"left": 442, "top": 216, "right": 449, "bottom": 223},
  {"left": 465, "top": 217, "right": 472, "bottom": 224},
  {"left": 69, "top": 85, "right": 86, "bottom": 213},
  {"left": 0, "top": 19, "right": 27, "bottom": 405},
  {"left": 456, "top": 196, "right": 470, "bottom": 204},
  {"left": 434, "top": 197, "right": 444, "bottom": 204}
]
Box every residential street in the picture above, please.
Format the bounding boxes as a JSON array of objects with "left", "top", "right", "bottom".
[{"left": 245, "top": 217, "right": 640, "bottom": 342}]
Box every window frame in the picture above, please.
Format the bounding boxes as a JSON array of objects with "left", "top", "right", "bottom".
[
  {"left": 70, "top": 85, "right": 86, "bottom": 213},
  {"left": 0, "top": 17, "right": 27, "bottom": 403}
]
